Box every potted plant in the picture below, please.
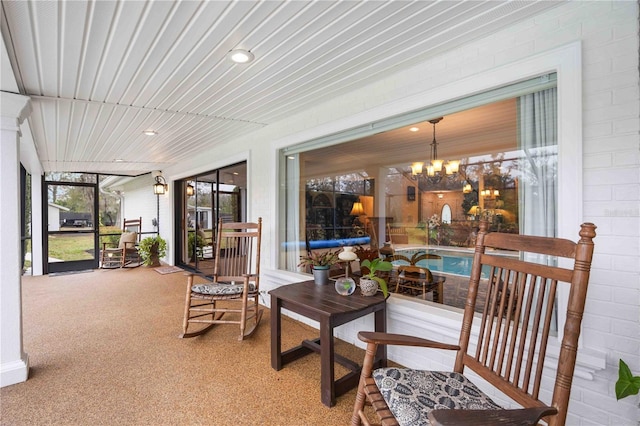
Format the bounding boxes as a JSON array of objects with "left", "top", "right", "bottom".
[
  {"left": 359, "top": 257, "right": 393, "bottom": 297},
  {"left": 138, "top": 235, "right": 167, "bottom": 267},
  {"left": 187, "top": 231, "right": 205, "bottom": 261},
  {"left": 354, "top": 245, "right": 379, "bottom": 263},
  {"left": 298, "top": 250, "right": 339, "bottom": 285}
]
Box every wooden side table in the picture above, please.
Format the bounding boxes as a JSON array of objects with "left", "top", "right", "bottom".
[{"left": 270, "top": 280, "right": 387, "bottom": 407}]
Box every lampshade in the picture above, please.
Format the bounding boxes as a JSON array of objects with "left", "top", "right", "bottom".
[
  {"left": 431, "top": 159, "right": 444, "bottom": 173},
  {"left": 445, "top": 160, "right": 460, "bottom": 174},
  {"left": 468, "top": 205, "right": 481, "bottom": 215},
  {"left": 186, "top": 183, "right": 195, "bottom": 196},
  {"left": 350, "top": 202, "right": 365, "bottom": 216},
  {"left": 410, "top": 162, "right": 424, "bottom": 176}
]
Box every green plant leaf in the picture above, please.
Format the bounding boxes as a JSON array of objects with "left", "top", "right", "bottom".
[
  {"left": 371, "top": 276, "right": 388, "bottom": 298},
  {"left": 375, "top": 261, "right": 393, "bottom": 272},
  {"left": 616, "top": 359, "right": 640, "bottom": 400}
]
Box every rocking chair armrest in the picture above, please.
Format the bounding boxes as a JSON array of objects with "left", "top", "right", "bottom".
[
  {"left": 427, "top": 406, "right": 558, "bottom": 426},
  {"left": 357, "top": 331, "right": 460, "bottom": 351}
]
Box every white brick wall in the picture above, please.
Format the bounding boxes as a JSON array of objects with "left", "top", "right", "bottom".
[{"left": 168, "top": 2, "right": 640, "bottom": 424}]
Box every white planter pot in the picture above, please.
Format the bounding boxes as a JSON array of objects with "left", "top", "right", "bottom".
[{"left": 359, "top": 277, "right": 379, "bottom": 296}]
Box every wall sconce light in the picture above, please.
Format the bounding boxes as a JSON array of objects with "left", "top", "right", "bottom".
[
  {"left": 186, "top": 182, "right": 195, "bottom": 196},
  {"left": 153, "top": 175, "right": 168, "bottom": 195}
]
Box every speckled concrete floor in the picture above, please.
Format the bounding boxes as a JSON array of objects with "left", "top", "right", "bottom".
[{"left": 1, "top": 267, "right": 373, "bottom": 425}]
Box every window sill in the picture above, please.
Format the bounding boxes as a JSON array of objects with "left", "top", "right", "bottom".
[{"left": 262, "top": 268, "right": 606, "bottom": 380}]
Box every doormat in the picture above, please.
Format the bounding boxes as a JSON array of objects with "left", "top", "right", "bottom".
[
  {"left": 154, "top": 266, "right": 184, "bottom": 275},
  {"left": 49, "top": 270, "right": 94, "bottom": 277}
]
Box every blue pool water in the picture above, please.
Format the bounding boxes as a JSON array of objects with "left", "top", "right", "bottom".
[{"left": 393, "top": 248, "right": 489, "bottom": 277}]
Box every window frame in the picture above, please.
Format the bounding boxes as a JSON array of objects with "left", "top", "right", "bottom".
[{"left": 272, "top": 41, "right": 583, "bottom": 345}]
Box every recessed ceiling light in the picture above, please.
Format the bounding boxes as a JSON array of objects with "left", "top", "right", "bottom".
[
  {"left": 114, "top": 159, "right": 124, "bottom": 162},
  {"left": 227, "top": 49, "right": 255, "bottom": 64},
  {"left": 143, "top": 129, "right": 158, "bottom": 136},
  {"left": 409, "top": 127, "right": 419, "bottom": 132}
]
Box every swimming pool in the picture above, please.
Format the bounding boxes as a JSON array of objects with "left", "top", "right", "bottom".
[{"left": 393, "top": 248, "right": 488, "bottom": 277}]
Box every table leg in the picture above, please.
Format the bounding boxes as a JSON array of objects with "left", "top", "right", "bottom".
[
  {"left": 271, "top": 295, "right": 282, "bottom": 370},
  {"left": 319, "top": 316, "right": 335, "bottom": 407}
]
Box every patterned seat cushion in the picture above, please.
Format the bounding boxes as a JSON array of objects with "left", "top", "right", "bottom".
[
  {"left": 373, "top": 369, "right": 502, "bottom": 426},
  {"left": 191, "top": 282, "right": 256, "bottom": 295}
]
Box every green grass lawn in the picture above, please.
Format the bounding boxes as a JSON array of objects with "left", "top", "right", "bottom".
[
  {"left": 48, "top": 226, "right": 122, "bottom": 261},
  {"left": 48, "top": 234, "right": 96, "bottom": 261}
]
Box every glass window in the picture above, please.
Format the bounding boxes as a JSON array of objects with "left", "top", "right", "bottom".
[
  {"left": 178, "top": 162, "right": 246, "bottom": 278},
  {"left": 279, "top": 76, "right": 557, "bottom": 312}
]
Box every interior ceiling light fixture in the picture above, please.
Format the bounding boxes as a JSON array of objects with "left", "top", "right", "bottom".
[
  {"left": 143, "top": 129, "right": 158, "bottom": 136},
  {"left": 227, "top": 49, "right": 255, "bottom": 64},
  {"left": 412, "top": 117, "right": 460, "bottom": 184}
]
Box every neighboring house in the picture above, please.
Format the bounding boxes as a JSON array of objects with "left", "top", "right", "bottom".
[
  {"left": 47, "top": 203, "right": 69, "bottom": 232},
  {"left": 59, "top": 212, "right": 92, "bottom": 228},
  {"left": 187, "top": 205, "right": 212, "bottom": 230}
]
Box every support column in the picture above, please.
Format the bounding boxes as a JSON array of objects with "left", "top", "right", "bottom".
[
  {"left": 1, "top": 92, "right": 32, "bottom": 387},
  {"left": 30, "top": 176, "right": 44, "bottom": 275}
]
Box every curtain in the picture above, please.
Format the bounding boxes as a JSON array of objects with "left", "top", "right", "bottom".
[
  {"left": 517, "top": 87, "right": 558, "bottom": 238},
  {"left": 517, "top": 87, "right": 558, "bottom": 330}
]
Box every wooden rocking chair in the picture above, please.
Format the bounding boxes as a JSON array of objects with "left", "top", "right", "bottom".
[
  {"left": 100, "top": 217, "right": 142, "bottom": 268},
  {"left": 352, "top": 220, "right": 596, "bottom": 426},
  {"left": 180, "top": 218, "right": 262, "bottom": 341}
]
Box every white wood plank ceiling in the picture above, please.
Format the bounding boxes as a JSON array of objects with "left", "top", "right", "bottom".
[{"left": 1, "top": 1, "right": 560, "bottom": 176}]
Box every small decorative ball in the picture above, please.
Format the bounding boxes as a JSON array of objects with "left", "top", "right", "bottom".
[{"left": 335, "top": 277, "right": 356, "bottom": 296}]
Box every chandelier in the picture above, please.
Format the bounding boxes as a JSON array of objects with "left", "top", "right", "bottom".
[{"left": 411, "top": 117, "right": 459, "bottom": 184}]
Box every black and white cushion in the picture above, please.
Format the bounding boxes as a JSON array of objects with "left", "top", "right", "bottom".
[
  {"left": 373, "top": 369, "right": 502, "bottom": 426},
  {"left": 191, "top": 282, "right": 256, "bottom": 296}
]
